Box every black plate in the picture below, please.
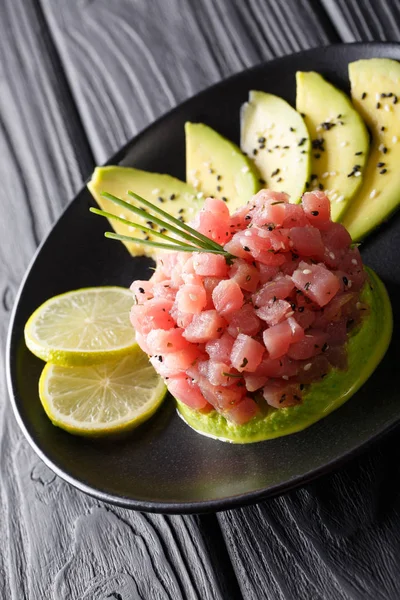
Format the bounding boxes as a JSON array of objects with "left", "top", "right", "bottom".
[{"left": 6, "top": 43, "right": 400, "bottom": 514}]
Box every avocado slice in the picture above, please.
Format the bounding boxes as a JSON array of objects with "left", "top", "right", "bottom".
[
  {"left": 176, "top": 267, "right": 392, "bottom": 443},
  {"left": 185, "top": 122, "right": 260, "bottom": 211},
  {"left": 88, "top": 166, "right": 200, "bottom": 257},
  {"left": 342, "top": 59, "right": 400, "bottom": 241},
  {"left": 296, "top": 71, "right": 370, "bottom": 222},
  {"left": 241, "top": 91, "right": 311, "bottom": 202}
]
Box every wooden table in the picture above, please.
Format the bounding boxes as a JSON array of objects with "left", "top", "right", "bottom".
[{"left": 2, "top": 1, "right": 400, "bottom": 598}]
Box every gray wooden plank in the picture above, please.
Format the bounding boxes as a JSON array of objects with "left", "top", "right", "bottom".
[
  {"left": 41, "top": 0, "right": 338, "bottom": 164},
  {"left": 0, "top": 1, "right": 239, "bottom": 598},
  {"left": 322, "top": 0, "right": 400, "bottom": 42}
]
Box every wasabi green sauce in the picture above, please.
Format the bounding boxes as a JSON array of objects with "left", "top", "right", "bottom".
[{"left": 176, "top": 267, "right": 392, "bottom": 443}]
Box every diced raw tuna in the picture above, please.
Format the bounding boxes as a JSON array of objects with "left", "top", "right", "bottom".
[
  {"left": 289, "top": 226, "right": 325, "bottom": 258},
  {"left": 225, "top": 396, "right": 260, "bottom": 424},
  {"left": 322, "top": 222, "right": 352, "bottom": 251},
  {"left": 212, "top": 279, "right": 244, "bottom": 316},
  {"left": 130, "top": 280, "right": 153, "bottom": 303},
  {"left": 301, "top": 191, "right": 331, "bottom": 226},
  {"left": 293, "top": 307, "right": 316, "bottom": 330},
  {"left": 152, "top": 281, "right": 177, "bottom": 301},
  {"left": 193, "top": 253, "right": 229, "bottom": 277},
  {"left": 252, "top": 275, "right": 294, "bottom": 307},
  {"left": 263, "top": 380, "right": 302, "bottom": 408},
  {"left": 167, "top": 376, "right": 210, "bottom": 410},
  {"left": 230, "top": 334, "right": 265, "bottom": 372},
  {"left": 291, "top": 262, "right": 340, "bottom": 307},
  {"left": 282, "top": 203, "right": 310, "bottom": 228},
  {"left": 263, "top": 318, "right": 304, "bottom": 359},
  {"left": 256, "top": 354, "right": 299, "bottom": 378},
  {"left": 324, "top": 345, "right": 348, "bottom": 369},
  {"left": 326, "top": 320, "right": 348, "bottom": 345},
  {"left": 229, "top": 259, "right": 260, "bottom": 292},
  {"left": 130, "top": 299, "right": 175, "bottom": 334},
  {"left": 244, "top": 373, "right": 269, "bottom": 392},
  {"left": 287, "top": 329, "right": 328, "bottom": 360},
  {"left": 251, "top": 197, "right": 287, "bottom": 228},
  {"left": 146, "top": 328, "right": 190, "bottom": 354},
  {"left": 207, "top": 361, "right": 240, "bottom": 386},
  {"left": 176, "top": 282, "right": 207, "bottom": 314},
  {"left": 194, "top": 197, "right": 231, "bottom": 244},
  {"left": 296, "top": 355, "right": 331, "bottom": 384},
  {"left": 256, "top": 299, "right": 292, "bottom": 326},
  {"left": 226, "top": 303, "right": 261, "bottom": 337},
  {"left": 206, "top": 332, "right": 235, "bottom": 363},
  {"left": 258, "top": 264, "right": 279, "bottom": 284},
  {"left": 198, "top": 378, "right": 246, "bottom": 410},
  {"left": 183, "top": 310, "right": 226, "bottom": 343}
]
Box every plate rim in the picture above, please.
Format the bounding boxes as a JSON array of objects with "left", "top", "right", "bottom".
[{"left": 6, "top": 41, "right": 400, "bottom": 514}]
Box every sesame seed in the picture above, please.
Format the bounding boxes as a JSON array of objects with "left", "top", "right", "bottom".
[
  {"left": 384, "top": 104, "right": 391, "bottom": 112},
  {"left": 217, "top": 186, "right": 222, "bottom": 192},
  {"left": 394, "top": 95, "right": 398, "bottom": 104},
  {"left": 311, "top": 210, "right": 319, "bottom": 216},
  {"left": 258, "top": 136, "right": 266, "bottom": 143},
  {"left": 303, "top": 269, "right": 312, "bottom": 274},
  {"left": 321, "top": 172, "right": 329, "bottom": 179},
  {"left": 244, "top": 230, "right": 252, "bottom": 237},
  {"left": 197, "top": 192, "right": 204, "bottom": 199},
  {"left": 253, "top": 149, "right": 258, "bottom": 156},
  {"left": 340, "top": 141, "right": 348, "bottom": 147},
  {"left": 314, "top": 153, "right": 321, "bottom": 159},
  {"left": 329, "top": 252, "right": 335, "bottom": 259},
  {"left": 336, "top": 195, "right": 345, "bottom": 203},
  {"left": 282, "top": 375, "right": 289, "bottom": 380},
  {"left": 355, "top": 171, "right": 362, "bottom": 177},
  {"left": 152, "top": 188, "right": 160, "bottom": 194},
  {"left": 348, "top": 280, "right": 353, "bottom": 288},
  {"left": 304, "top": 363, "right": 312, "bottom": 371},
  {"left": 209, "top": 168, "right": 214, "bottom": 174},
  {"left": 286, "top": 311, "right": 294, "bottom": 317},
  {"left": 352, "top": 258, "right": 358, "bottom": 265},
  {"left": 376, "top": 92, "right": 380, "bottom": 101},
  {"left": 277, "top": 177, "right": 283, "bottom": 182},
  {"left": 271, "top": 168, "right": 280, "bottom": 177},
  {"left": 361, "top": 92, "right": 367, "bottom": 99},
  {"left": 380, "top": 168, "right": 387, "bottom": 174},
  {"left": 216, "top": 174, "right": 222, "bottom": 180},
  {"left": 241, "top": 166, "right": 249, "bottom": 173},
  {"left": 376, "top": 102, "right": 381, "bottom": 109},
  {"left": 355, "top": 151, "right": 363, "bottom": 155},
  {"left": 330, "top": 171, "right": 337, "bottom": 177},
  {"left": 157, "top": 196, "right": 164, "bottom": 203},
  {"left": 189, "top": 294, "right": 197, "bottom": 301},
  {"left": 393, "top": 136, "right": 398, "bottom": 143},
  {"left": 377, "top": 162, "right": 385, "bottom": 167},
  {"left": 222, "top": 197, "right": 228, "bottom": 202},
  {"left": 378, "top": 143, "right": 385, "bottom": 152},
  {"left": 369, "top": 189, "right": 377, "bottom": 199}
]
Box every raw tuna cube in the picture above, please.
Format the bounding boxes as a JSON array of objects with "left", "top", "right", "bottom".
[
  {"left": 130, "top": 298, "right": 175, "bottom": 335},
  {"left": 230, "top": 333, "right": 265, "bottom": 372},
  {"left": 263, "top": 380, "right": 302, "bottom": 408},
  {"left": 324, "top": 345, "right": 348, "bottom": 369},
  {"left": 244, "top": 373, "right": 268, "bottom": 392},
  {"left": 256, "top": 354, "right": 299, "bottom": 378},
  {"left": 291, "top": 262, "right": 340, "bottom": 307},
  {"left": 206, "top": 332, "right": 235, "bottom": 363},
  {"left": 229, "top": 259, "right": 260, "bottom": 292},
  {"left": 287, "top": 329, "right": 328, "bottom": 360},
  {"left": 197, "top": 378, "right": 245, "bottom": 410},
  {"left": 160, "top": 345, "right": 204, "bottom": 375},
  {"left": 193, "top": 253, "right": 229, "bottom": 278},
  {"left": 258, "top": 264, "right": 279, "bottom": 284},
  {"left": 167, "top": 376, "right": 210, "bottom": 410},
  {"left": 225, "top": 396, "right": 260, "bottom": 424},
  {"left": 252, "top": 275, "right": 294, "bottom": 307},
  {"left": 293, "top": 307, "right": 316, "bottom": 330},
  {"left": 212, "top": 279, "right": 244, "bottom": 316},
  {"left": 289, "top": 226, "right": 325, "bottom": 258},
  {"left": 230, "top": 204, "right": 252, "bottom": 231},
  {"left": 203, "top": 277, "right": 221, "bottom": 309},
  {"left": 282, "top": 202, "right": 310, "bottom": 228},
  {"left": 130, "top": 280, "right": 153, "bottom": 303},
  {"left": 183, "top": 310, "right": 226, "bottom": 343},
  {"left": 296, "top": 355, "right": 331, "bottom": 384},
  {"left": 207, "top": 361, "right": 240, "bottom": 386},
  {"left": 194, "top": 198, "right": 231, "bottom": 244},
  {"left": 251, "top": 198, "right": 287, "bottom": 228},
  {"left": 326, "top": 320, "right": 348, "bottom": 345},
  {"left": 301, "top": 191, "right": 331, "bottom": 225},
  {"left": 321, "top": 222, "right": 352, "bottom": 251},
  {"left": 226, "top": 303, "right": 261, "bottom": 337},
  {"left": 175, "top": 282, "right": 207, "bottom": 314},
  {"left": 145, "top": 328, "right": 190, "bottom": 354},
  {"left": 152, "top": 281, "right": 177, "bottom": 302},
  {"left": 263, "top": 318, "right": 304, "bottom": 359},
  {"left": 256, "top": 299, "right": 292, "bottom": 326},
  {"left": 157, "top": 252, "right": 179, "bottom": 277}
]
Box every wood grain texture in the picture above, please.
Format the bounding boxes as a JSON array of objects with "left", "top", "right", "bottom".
[
  {"left": 0, "top": 1, "right": 239, "bottom": 598},
  {"left": 322, "top": 0, "right": 400, "bottom": 42},
  {"left": 41, "top": 0, "right": 338, "bottom": 163}
]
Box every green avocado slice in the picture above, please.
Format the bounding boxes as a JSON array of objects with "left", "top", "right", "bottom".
[
  {"left": 296, "top": 71, "right": 369, "bottom": 222},
  {"left": 241, "top": 91, "right": 311, "bottom": 202},
  {"left": 87, "top": 166, "right": 200, "bottom": 257},
  {"left": 185, "top": 122, "right": 260, "bottom": 211},
  {"left": 342, "top": 59, "right": 400, "bottom": 241},
  {"left": 176, "top": 267, "right": 392, "bottom": 443}
]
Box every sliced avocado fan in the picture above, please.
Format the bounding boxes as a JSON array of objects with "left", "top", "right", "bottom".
[
  {"left": 88, "top": 166, "right": 200, "bottom": 257},
  {"left": 342, "top": 58, "right": 400, "bottom": 241},
  {"left": 296, "top": 71, "right": 370, "bottom": 222},
  {"left": 185, "top": 122, "right": 260, "bottom": 211},
  {"left": 241, "top": 91, "right": 311, "bottom": 202}
]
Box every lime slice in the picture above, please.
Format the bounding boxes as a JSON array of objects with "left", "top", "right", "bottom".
[
  {"left": 39, "top": 351, "right": 167, "bottom": 436},
  {"left": 24, "top": 287, "right": 137, "bottom": 366}
]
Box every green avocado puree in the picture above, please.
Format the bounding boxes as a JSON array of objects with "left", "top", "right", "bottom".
[{"left": 176, "top": 267, "right": 392, "bottom": 443}]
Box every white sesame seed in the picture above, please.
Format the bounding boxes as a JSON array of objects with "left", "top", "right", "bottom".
[
  {"left": 385, "top": 104, "right": 391, "bottom": 112},
  {"left": 330, "top": 171, "right": 337, "bottom": 177},
  {"left": 351, "top": 258, "right": 358, "bottom": 265},
  {"left": 303, "top": 269, "right": 312, "bottom": 275},
  {"left": 331, "top": 193, "right": 337, "bottom": 201},
  {"left": 295, "top": 157, "right": 301, "bottom": 163},
  {"left": 348, "top": 280, "right": 353, "bottom": 289},
  {"left": 379, "top": 143, "right": 385, "bottom": 152},
  {"left": 393, "top": 136, "right": 398, "bottom": 143},
  {"left": 289, "top": 241, "right": 294, "bottom": 247},
  {"left": 119, "top": 213, "right": 125, "bottom": 219},
  {"left": 376, "top": 92, "right": 380, "bottom": 101},
  {"left": 286, "top": 311, "right": 294, "bottom": 317},
  {"left": 197, "top": 192, "right": 204, "bottom": 199},
  {"left": 282, "top": 375, "right": 289, "bottom": 380},
  {"left": 355, "top": 171, "right": 362, "bottom": 177},
  {"left": 244, "top": 230, "right": 252, "bottom": 237},
  {"left": 280, "top": 242, "right": 286, "bottom": 249},
  {"left": 340, "top": 141, "right": 348, "bottom": 147},
  {"left": 258, "top": 229, "right": 268, "bottom": 238},
  {"left": 369, "top": 189, "right": 377, "bottom": 199},
  {"left": 189, "top": 294, "right": 198, "bottom": 301},
  {"left": 128, "top": 226, "right": 134, "bottom": 232},
  {"left": 193, "top": 179, "right": 199, "bottom": 188},
  {"left": 304, "top": 363, "right": 312, "bottom": 371},
  {"left": 241, "top": 166, "right": 249, "bottom": 173},
  {"left": 321, "top": 172, "right": 329, "bottom": 179},
  {"left": 336, "top": 195, "right": 345, "bottom": 203},
  {"left": 203, "top": 161, "right": 211, "bottom": 167},
  {"left": 329, "top": 252, "right": 336, "bottom": 259},
  {"left": 152, "top": 188, "right": 160, "bottom": 194},
  {"left": 283, "top": 166, "right": 288, "bottom": 172},
  {"left": 316, "top": 125, "right": 322, "bottom": 132}
]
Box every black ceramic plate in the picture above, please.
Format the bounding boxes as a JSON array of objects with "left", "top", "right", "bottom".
[{"left": 6, "top": 43, "right": 400, "bottom": 514}]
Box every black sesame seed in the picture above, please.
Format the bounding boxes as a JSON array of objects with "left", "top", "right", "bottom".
[
  {"left": 300, "top": 113, "right": 306, "bottom": 117},
  {"left": 169, "top": 193, "right": 176, "bottom": 200},
  {"left": 361, "top": 92, "right": 367, "bottom": 99},
  {"left": 146, "top": 221, "right": 154, "bottom": 229},
  {"left": 301, "top": 150, "right": 306, "bottom": 154},
  {"left": 298, "top": 306, "right": 304, "bottom": 312},
  {"left": 157, "top": 196, "right": 164, "bottom": 203},
  {"left": 380, "top": 168, "right": 387, "bottom": 174},
  {"left": 138, "top": 287, "right": 145, "bottom": 293},
  {"left": 253, "top": 149, "right": 258, "bottom": 156},
  {"left": 217, "top": 186, "right": 222, "bottom": 191},
  {"left": 304, "top": 282, "right": 311, "bottom": 291},
  {"left": 158, "top": 355, "right": 163, "bottom": 362},
  {"left": 298, "top": 137, "right": 307, "bottom": 146},
  {"left": 243, "top": 246, "right": 250, "bottom": 252},
  {"left": 271, "top": 168, "right": 280, "bottom": 177},
  {"left": 291, "top": 303, "right": 296, "bottom": 310},
  {"left": 160, "top": 228, "right": 167, "bottom": 234},
  {"left": 314, "top": 153, "right": 321, "bottom": 159},
  {"left": 337, "top": 114, "right": 342, "bottom": 118},
  {"left": 259, "top": 144, "right": 266, "bottom": 149},
  {"left": 343, "top": 276, "right": 349, "bottom": 286},
  {"left": 377, "top": 162, "right": 385, "bottom": 167},
  {"left": 290, "top": 127, "right": 295, "bottom": 132},
  {"left": 355, "top": 151, "right": 363, "bottom": 155},
  {"left": 381, "top": 126, "right": 385, "bottom": 131},
  {"left": 322, "top": 342, "right": 328, "bottom": 352},
  {"left": 387, "top": 93, "right": 393, "bottom": 97},
  {"left": 277, "top": 177, "right": 283, "bottom": 182},
  {"left": 245, "top": 215, "right": 251, "bottom": 220},
  {"left": 178, "top": 216, "right": 184, "bottom": 221},
  {"left": 258, "top": 136, "right": 266, "bottom": 143},
  {"left": 283, "top": 145, "right": 290, "bottom": 149},
  {"left": 394, "top": 96, "right": 398, "bottom": 104},
  {"left": 382, "top": 146, "right": 388, "bottom": 154},
  {"left": 376, "top": 102, "right": 381, "bottom": 109},
  {"left": 381, "top": 93, "right": 387, "bottom": 98},
  {"left": 216, "top": 174, "right": 222, "bottom": 181},
  {"left": 300, "top": 383, "right": 305, "bottom": 391},
  {"left": 311, "top": 210, "right": 319, "bottom": 216},
  {"left": 178, "top": 208, "right": 184, "bottom": 214},
  {"left": 318, "top": 183, "right": 324, "bottom": 190},
  {"left": 144, "top": 235, "right": 150, "bottom": 240},
  {"left": 259, "top": 178, "right": 266, "bottom": 184},
  {"left": 222, "top": 196, "right": 228, "bottom": 202},
  {"left": 310, "top": 174, "right": 318, "bottom": 180},
  {"left": 305, "top": 181, "right": 310, "bottom": 188}
]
